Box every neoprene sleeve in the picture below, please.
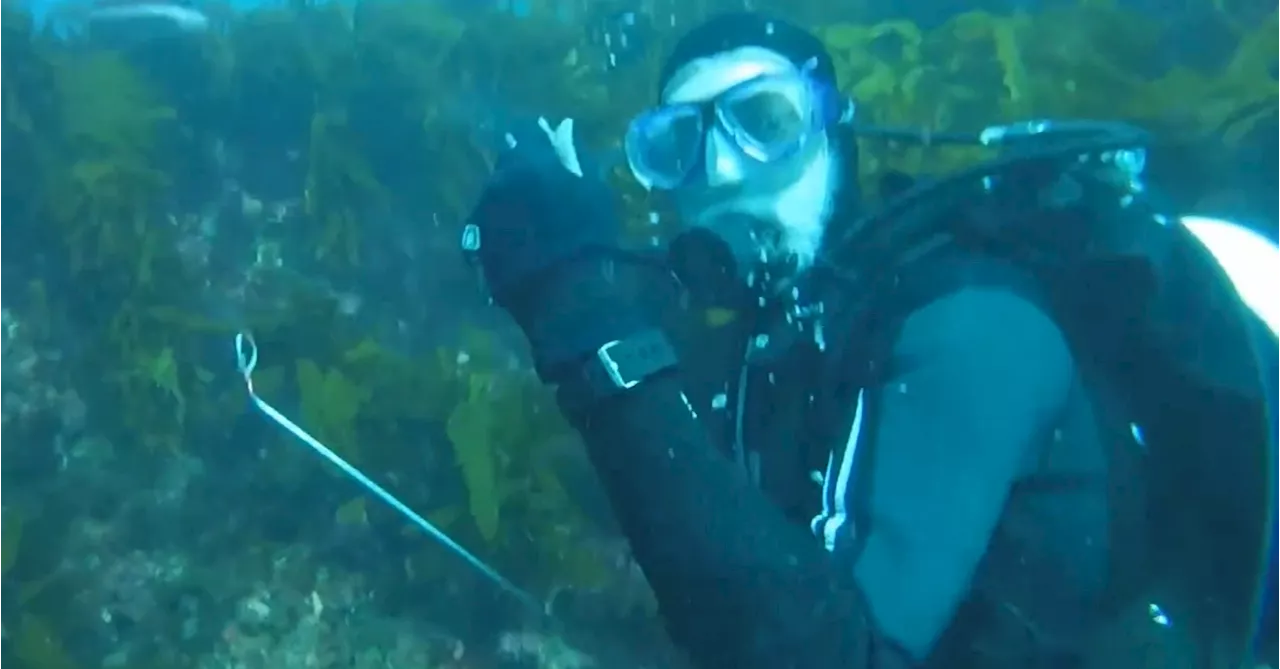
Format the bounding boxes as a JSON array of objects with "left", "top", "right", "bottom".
[
  {"left": 559, "top": 288, "right": 1072, "bottom": 669},
  {"left": 573, "top": 371, "right": 874, "bottom": 668}
]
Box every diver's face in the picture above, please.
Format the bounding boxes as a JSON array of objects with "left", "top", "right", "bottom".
[{"left": 662, "top": 47, "right": 838, "bottom": 272}]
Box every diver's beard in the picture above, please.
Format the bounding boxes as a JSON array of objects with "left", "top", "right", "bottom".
[
  {"left": 693, "top": 211, "right": 800, "bottom": 295},
  {"left": 690, "top": 203, "right": 811, "bottom": 286},
  {"left": 680, "top": 141, "right": 838, "bottom": 281}
]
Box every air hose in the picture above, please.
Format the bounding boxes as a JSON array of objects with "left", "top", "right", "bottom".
[{"left": 822, "top": 118, "right": 1155, "bottom": 277}]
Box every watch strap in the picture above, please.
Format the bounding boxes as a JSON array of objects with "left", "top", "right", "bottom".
[{"left": 557, "top": 328, "right": 677, "bottom": 413}]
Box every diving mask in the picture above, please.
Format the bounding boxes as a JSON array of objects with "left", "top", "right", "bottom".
[{"left": 624, "top": 69, "right": 839, "bottom": 191}]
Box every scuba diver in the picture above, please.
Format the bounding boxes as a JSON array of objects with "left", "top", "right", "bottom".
[{"left": 463, "top": 13, "right": 1278, "bottom": 669}]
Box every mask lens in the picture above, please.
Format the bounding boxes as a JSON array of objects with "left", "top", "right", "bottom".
[
  {"left": 718, "top": 76, "right": 811, "bottom": 161},
  {"left": 624, "top": 105, "right": 705, "bottom": 189}
]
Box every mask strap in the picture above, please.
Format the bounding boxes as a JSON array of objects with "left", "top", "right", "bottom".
[
  {"left": 232, "top": 332, "right": 541, "bottom": 613},
  {"left": 839, "top": 99, "right": 857, "bottom": 125},
  {"left": 795, "top": 57, "right": 853, "bottom": 125}
]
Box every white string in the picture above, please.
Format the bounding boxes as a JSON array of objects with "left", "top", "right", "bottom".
[{"left": 233, "top": 332, "right": 540, "bottom": 611}]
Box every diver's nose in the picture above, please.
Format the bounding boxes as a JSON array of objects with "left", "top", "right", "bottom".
[{"left": 704, "top": 129, "right": 747, "bottom": 188}]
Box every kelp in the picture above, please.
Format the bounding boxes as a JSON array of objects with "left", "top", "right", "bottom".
[
  {"left": 4, "top": 506, "right": 80, "bottom": 669},
  {"left": 816, "top": 3, "right": 1275, "bottom": 195},
  {"left": 445, "top": 374, "right": 508, "bottom": 543},
  {"left": 1130, "top": 11, "right": 1278, "bottom": 143},
  {"left": 271, "top": 325, "right": 603, "bottom": 586},
  {"left": 45, "top": 52, "right": 175, "bottom": 275},
  {"left": 15, "top": 47, "right": 211, "bottom": 454},
  {"left": 224, "top": 2, "right": 353, "bottom": 147},
  {"left": 297, "top": 358, "right": 370, "bottom": 463},
  {"left": 2, "top": 4, "right": 59, "bottom": 227},
  {"left": 441, "top": 352, "right": 609, "bottom": 592},
  {"left": 3, "top": 508, "right": 24, "bottom": 576},
  {"left": 13, "top": 614, "right": 78, "bottom": 669},
  {"left": 303, "top": 108, "right": 386, "bottom": 267}
]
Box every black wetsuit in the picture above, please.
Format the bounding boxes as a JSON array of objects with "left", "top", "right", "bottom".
[{"left": 557, "top": 243, "right": 1117, "bottom": 668}]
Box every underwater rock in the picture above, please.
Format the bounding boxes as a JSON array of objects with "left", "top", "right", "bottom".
[
  {"left": 0, "top": 308, "right": 88, "bottom": 486},
  {"left": 197, "top": 545, "right": 468, "bottom": 669},
  {"left": 497, "top": 630, "right": 596, "bottom": 668},
  {"left": 57, "top": 535, "right": 204, "bottom": 667}
]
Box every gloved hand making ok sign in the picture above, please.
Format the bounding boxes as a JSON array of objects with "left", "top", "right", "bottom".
[{"left": 466, "top": 117, "right": 651, "bottom": 382}]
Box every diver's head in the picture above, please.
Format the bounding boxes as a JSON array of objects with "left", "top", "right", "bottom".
[{"left": 625, "top": 14, "right": 847, "bottom": 298}]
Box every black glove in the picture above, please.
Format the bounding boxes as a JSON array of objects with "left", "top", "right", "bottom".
[{"left": 468, "top": 116, "right": 649, "bottom": 380}]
